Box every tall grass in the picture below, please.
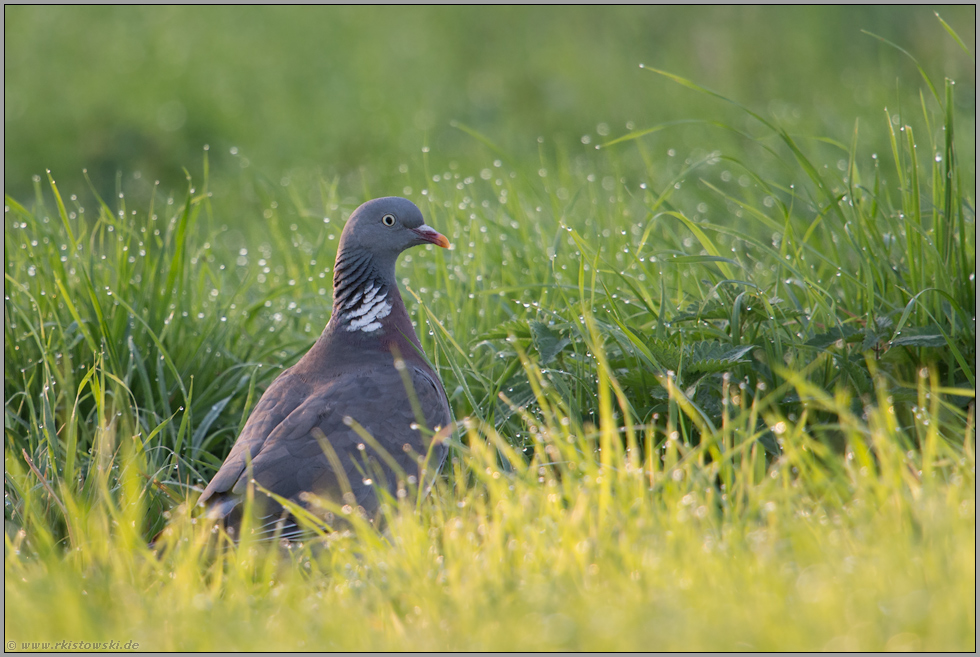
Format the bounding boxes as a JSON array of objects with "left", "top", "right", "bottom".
[
  {"left": 4, "top": 23, "right": 976, "bottom": 651},
  {"left": 4, "top": 343, "right": 975, "bottom": 650}
]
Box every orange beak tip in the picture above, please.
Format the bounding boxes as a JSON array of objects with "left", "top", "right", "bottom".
[{"left": 414, "top": 225, "right": 451, "bottom": 249}]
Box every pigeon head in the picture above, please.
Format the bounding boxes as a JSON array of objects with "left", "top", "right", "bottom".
[
  {"left": 338, "top": 197, "right": 449, "bottom": 260},
  {"left": 329, "top": 197, "right": 449, "bottom": 336}
]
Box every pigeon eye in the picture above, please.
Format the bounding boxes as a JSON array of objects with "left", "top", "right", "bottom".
[{"left": 382, "top": 214, "right": 396, "bottom": 226}]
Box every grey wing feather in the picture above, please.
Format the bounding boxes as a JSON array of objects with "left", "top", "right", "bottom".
[
  {"left": 406, "top": 364, "right": 452, "bottom": 477},
  {"left": 199, "top": 363, "right": 450, "bottom": 522},
  {"left": 199, "top": 367, "right": 306, "bottom": 504}
]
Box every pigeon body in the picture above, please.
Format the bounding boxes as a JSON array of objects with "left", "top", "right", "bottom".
[{"left": 199, "top": 197, "right": 451, "bottom": 537}]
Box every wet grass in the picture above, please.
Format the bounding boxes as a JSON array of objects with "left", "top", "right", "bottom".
[
  {"left": 5, "top": 374, "right": 975, "bottom": 650},
  {"left": 4, "top": 11, "right": 976, "bottom": 652}
]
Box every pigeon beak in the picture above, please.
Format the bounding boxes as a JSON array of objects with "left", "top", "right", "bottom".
[{"left": 412, "top": 224, "right": 451, "bottom": 249}]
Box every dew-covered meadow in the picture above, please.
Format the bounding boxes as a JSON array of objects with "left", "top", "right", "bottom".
[{"left": 4, "top": 6, "right": 976, "bottom": 651}]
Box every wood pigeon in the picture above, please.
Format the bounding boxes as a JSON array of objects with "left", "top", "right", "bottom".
[{"left": 197, "top": 197, "right": 452, "bottom": 539}]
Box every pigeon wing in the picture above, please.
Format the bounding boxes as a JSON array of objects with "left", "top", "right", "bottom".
[{"left": 199, "top": 363, "right": 450, "bottom": 521}]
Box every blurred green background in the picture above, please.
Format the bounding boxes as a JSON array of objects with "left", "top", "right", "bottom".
[{"left": 4, "top": 5, "right": 975, "bottom": 203}]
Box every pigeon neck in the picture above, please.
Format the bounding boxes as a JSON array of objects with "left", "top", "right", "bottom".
[{"left": 327, "top": 247, "right": 417, "bottom": 347}]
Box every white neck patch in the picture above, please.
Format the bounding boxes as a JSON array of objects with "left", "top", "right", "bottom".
[{"left": 342, "top": 283, "right": 392, "bottom": 333}]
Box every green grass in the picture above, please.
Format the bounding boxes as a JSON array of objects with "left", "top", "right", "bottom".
[
  {"left": 5, "top": 381, "right": 975, "bottom": 650},
  {"left": 4, "top": 8, "right": 976, "bottom": 652},
  {"left": 5, "top": 6, "right": 975, "bottom": 204}
]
